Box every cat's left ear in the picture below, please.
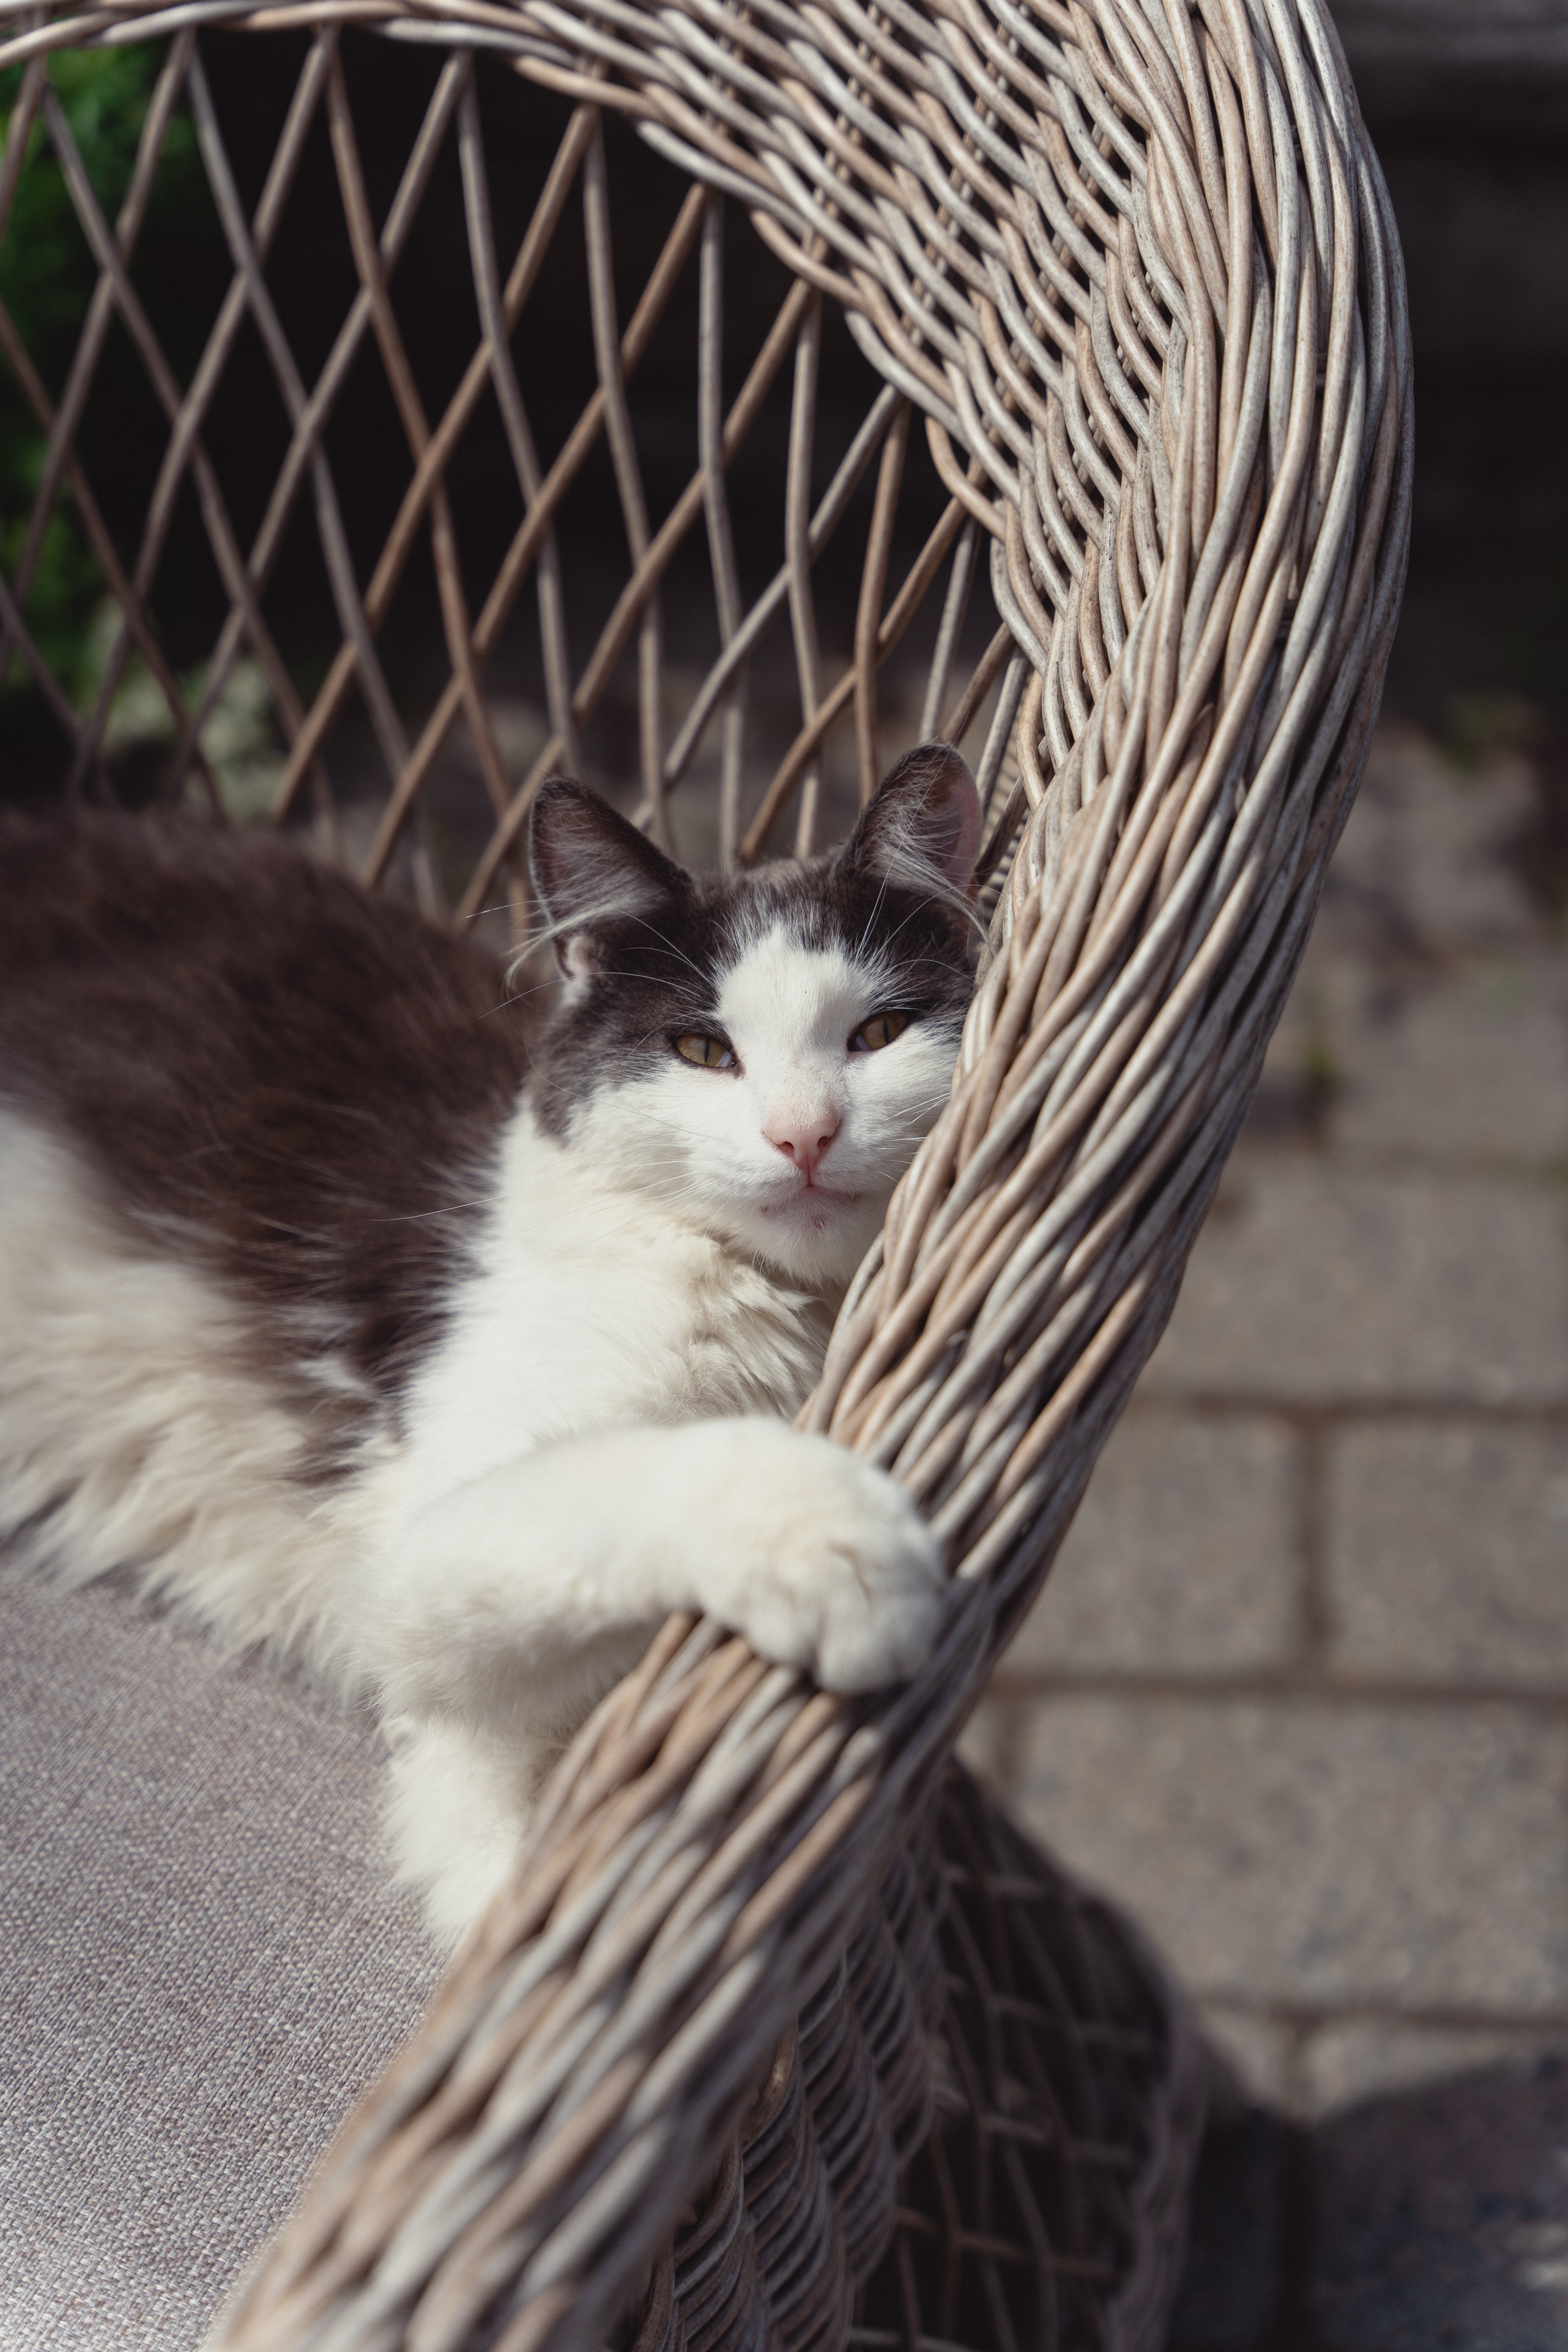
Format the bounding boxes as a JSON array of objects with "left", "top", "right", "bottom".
[
  {"left": 530, "top": 777, "right": 687, "bottom": 981},
  {"left": 840, "top": 742, "right": 982, "bottom": 902}
]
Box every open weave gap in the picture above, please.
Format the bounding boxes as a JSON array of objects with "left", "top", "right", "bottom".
[
  {"left": 0, "top": 32, "right": 1014, "bottom": 933},
  {"left": 599, "top": 1763, "right": 1203, "bottom": 2352}
]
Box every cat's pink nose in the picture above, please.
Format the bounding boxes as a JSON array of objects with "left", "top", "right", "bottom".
[{"left": 766, "top": 1112, "right": 840, "bottom": 1182}]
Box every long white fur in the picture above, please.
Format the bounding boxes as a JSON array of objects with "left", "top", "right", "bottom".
[
  {"left": 0, "top": 1111, "right": 367, "bottom": 1664},
  {"left": 0, "top": 922, "right": 951, "bottom": 1942}
]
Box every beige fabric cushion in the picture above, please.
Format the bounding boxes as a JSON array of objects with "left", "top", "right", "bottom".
[{"left": 1, "top": 1561, "right": 438, "bottom": 2348}]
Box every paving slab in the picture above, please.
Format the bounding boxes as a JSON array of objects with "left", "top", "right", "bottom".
[
  {"left": 1003, "top": 1408, "right": 1302, "bottom": 1677},
  {"left": 1327, "top": 954, "right": 1568, "bottom": 1165},
  {"left": 1192, "top": 2004, "right": 1303, "bottom": 2113},
  {"left": 1327, "top": 1421, "right": 1568, "bottom": 1686},
  {"left": 1319, "top": 726, "right": 1548, "bottom": 954},
  {"left": 1169, "top": 2058, "right": 1568, "bottom": 2352},
  {"left": 1141, "top": 1166, "right": 1568, "bottom": 1405},
  {"left": 1260, "top": 944, "right": 1568, "bottom": 1165},
  {"left": 1304, "top": 2018, "right": 1568, "bottom": 2116},
  {"left": 993, "top": 1694, "right": 1568, "bottom": 2020},
  {"left": 1312, "top": 2056, "right": 1568, "bottom": 2351}
]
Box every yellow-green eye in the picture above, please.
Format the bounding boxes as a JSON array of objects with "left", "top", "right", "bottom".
[
  {"left": 849, "top": 1008, "right": 911, "bottom": 1054},
  {"left": 674, "top": 1033, "right": 735, "bottom": 1069}
]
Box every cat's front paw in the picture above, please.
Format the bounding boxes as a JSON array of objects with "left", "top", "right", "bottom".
[{"left": 684, "top": 1423, "right": 946, "bottom": 1693}]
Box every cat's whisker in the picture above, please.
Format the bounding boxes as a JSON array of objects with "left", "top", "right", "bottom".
[{"left": 367, "top": 1199, "right": 499, "bottom": 1224}]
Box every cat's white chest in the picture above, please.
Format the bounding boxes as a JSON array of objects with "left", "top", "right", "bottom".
[{"left": 394, "top": 1106, "right": 825, "bottom": 1521}]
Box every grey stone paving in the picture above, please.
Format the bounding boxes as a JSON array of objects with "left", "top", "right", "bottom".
[{"left": 962, "top": 722, "right": 1568, "bottom": 2339}]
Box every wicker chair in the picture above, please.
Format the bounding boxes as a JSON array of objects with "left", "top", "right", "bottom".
[{"left": 0, "top": 0, "right": 1410, "bottom": 2345}]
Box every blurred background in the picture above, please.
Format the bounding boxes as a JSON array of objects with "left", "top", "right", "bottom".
[{"left": 2, "top": 2, "right": 1566, "bottom": 2342}]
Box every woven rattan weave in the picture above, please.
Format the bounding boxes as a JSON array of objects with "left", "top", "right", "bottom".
[{"left": 0, "top": 0, "right": 1411, "bottom": 2345}]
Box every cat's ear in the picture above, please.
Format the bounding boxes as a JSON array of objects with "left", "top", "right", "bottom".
[
  {"left": 841, "top": 742, "right": 982, "bottom": 902},
  {"left": 530, "top": 779, "right": 686, "bottom": 981}
]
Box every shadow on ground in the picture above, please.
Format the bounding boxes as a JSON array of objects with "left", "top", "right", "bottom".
[{"left": 1170, "top": 2056, "right": 1568, "bottom": 2351}]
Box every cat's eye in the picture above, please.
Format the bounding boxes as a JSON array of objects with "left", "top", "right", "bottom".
[
  {"left": 674, "top": 1033, "right": 736, "bottom": 1070},
  {"left": 849, "top": 1009, "right": 911, "bottom": 1054}
]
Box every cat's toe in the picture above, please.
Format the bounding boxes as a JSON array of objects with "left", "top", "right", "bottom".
[
  {"left": 709, "top": 1430, "right": 947, "bottom": 1691},
  {"left": 807, "top": 1541, "right": 947, "bottom": 1692},
  {"left": 805, "top": 1487, "right": 946, "bottom": 1690}
]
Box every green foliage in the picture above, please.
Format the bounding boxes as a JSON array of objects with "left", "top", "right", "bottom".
[
  {"left": 0, "top": 45, "right": 200, "bottom": 700},
  {"left": 1300, "top": 1034, "right": 1341, "bottom": 1106},
  {"left": 1438, "top": 691, "right": 1546, "bottom": 777}
]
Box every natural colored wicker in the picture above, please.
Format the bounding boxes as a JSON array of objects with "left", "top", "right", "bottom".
[{"left": 0, "top": 1, "right": 1411, "bottom": 2347}]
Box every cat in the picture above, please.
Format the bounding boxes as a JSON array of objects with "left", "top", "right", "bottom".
[{"left": 0, "top": 744, "right": 980, "bottom": 1942}]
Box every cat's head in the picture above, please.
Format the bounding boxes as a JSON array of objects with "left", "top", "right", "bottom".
[{"left": 526, "top": 746, "right": 982, "bottom": 1285}]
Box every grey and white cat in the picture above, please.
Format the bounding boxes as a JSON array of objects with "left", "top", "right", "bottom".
[{"left": 0, "top": 746, "right": 980, "bottom": 1941}]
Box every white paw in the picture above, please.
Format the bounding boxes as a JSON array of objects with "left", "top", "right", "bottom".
[{"left": 684, "top": 1423, "right": 946, "bottom": 1693}]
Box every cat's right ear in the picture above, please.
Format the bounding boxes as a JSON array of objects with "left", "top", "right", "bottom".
[{"left": 529, "top": 779, "right": 686, "bottom": 983}]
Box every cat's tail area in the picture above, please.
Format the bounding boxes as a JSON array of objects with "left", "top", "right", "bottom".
[{"left": 0, "top": 1108, "right": 365, "bottom": 1681}]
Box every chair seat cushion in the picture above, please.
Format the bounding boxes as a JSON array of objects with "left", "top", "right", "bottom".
[{"left": 0, "top": 1561, "right": 437, "bottom": 2350}]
